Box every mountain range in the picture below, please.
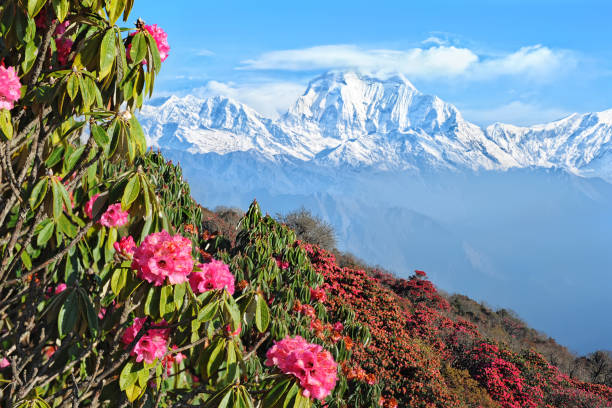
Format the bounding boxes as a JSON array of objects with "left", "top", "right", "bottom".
[
  {"left": 140, "top": 71, "right": 612, "bottom": 181},
  {"left": 138, "top": 71, "right": 612, "bottom": 354}
]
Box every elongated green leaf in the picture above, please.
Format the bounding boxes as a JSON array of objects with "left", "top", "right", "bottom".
[
  {"left": 66, "top": 74, "right": 79, "bottom": 101},
  {"left": 0, "top": 110, "right": 13, "bottom": 140},
  {"left": 37, "top": 219, "right": 54, "bottom": 246},
  {"left": 52, "top": 0, "right": 69, "bottom": 22},
  {"left": 79, "top": 289, "right": 100, "bottom": 336},
  {"left": 111, "top": 268, "right": 127, "bottom": 295},
  {"left": 119, "top": 361, "right": 138, "bottom": 391},
  {"left": 159, "top": 284, "right": 173, "bottom": 317},
  {"left": 255, "top": 294, "right": 270, "bottom": 332},
  {"left": 99, "top": 29, "right": 116, "bottom": 79},
  {"left": 121, "top": 174, "right": 140, "bottom": 210},
  {"left": 65, "top": 145, "right": 86, "bottom": 173},
  {"left": 29, "top": 178, "right": 48, "bottom": 210},
  {"left": 262, "top": 378, "right": 293, "bottom": 408},
  {"left": 144, "top": 286, "right": 160, "bottom": 318},
  {"left": 58, "top": 291, "right": 79, "bottom": 338},
  {"left": 174, "top": 282, "right": 186, "bottom": 311},
  {"left": 129, "top": 114, "right": 146, "bottom": 154},
  {"left": 129, "top": 32, "right": 146, "bottom": 65},
  {"left": 124, "top": 384, "right": 143, "bottom": 402},
  {"left": 105, "top": 0, "right": 126, "bottom": 25},
  {"left": 90, "top": 124, "right": 109, "bottom": 148},
  {"left": 21, "top": 41, "right": 37, "bottom": 75},
  {"left": 27, "top": 0, "right": 47, "bottom": 17}
]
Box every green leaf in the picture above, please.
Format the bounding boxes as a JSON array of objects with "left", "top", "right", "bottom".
[
  {"left": 111, "top": 268, "right": 127, "bottom": 296},
  {"left": 121, "top": 174, "right": 140, "bottom": 210},
  {"left": 79, "top": 289, "right": 100, "bottom": 336},
  {"left": 57, "top": 214, "right": 77, "bottom": 238},
  {"left": 197, "top": 299, "right": 219, "bottom": 323},
  {"left": 124, "top": 384, "right": 143, "bottom": 403},
  {"left": 255, "top": 294, "right": 270, "bottom": 332},
  {"left": 58, "top": 291, "right": 79, "bottom": 338},
  {"left": 66, "top": 74, "right": 79, "bottom": 101},
  {"left": 145, "top": 32, "right": 162, "bottom": 74},
  {"left": 262, "top": 378, "right": 293, "bottom": 408},
  {"left": 91, "top": 124, "right": 109, "bottom": 148},
  {"left": 52, "top": 0, "right": 70, "bottom": 22},
  {"left": 206, "top": 338, "right": 226, "bottom": 376},
  {"left": 99, "top": 29, "right": 116, "bottom": 79},
  {"left": 174, "top": 282, "right": 186, "bottom": 311},
  {"left": 27, "top": 0, "right": 47, "bottom": 17},
  {"left": 144, "top": 286, "right": 160, "bottom": 318},
  {"left": 123, "top": 0, "right": 134, "bottom": 21},
  {"left": 29, "top": 178, "right": 49, "bottom": 210},
  {"left": 129, "top": 32, "right": 147, "bottom": 65},
  {"left": 105, "top": 0, "right": 126, "bottom": 25},
  {"left": 65, "top": 145, "right": 86, "bottom": 173},
  {"left": 51, "top": 180, "right": 64, "bottom": 221},
  {"left": 119, "top": 361, "right": 138, "bottom": 391},
  {"left": 129, "top": 115, "right": 146, "bottom": 154},
  {"left": 159, "top": 285, "right": 173, "bottom": 318},
  {"left": 45, "top": 146, "right": 65, "bottom": 167},
  {"left": 21, "top": 41, "right": 38, "bottom": 75},
  {"left": 37, "top": 219, "right": 54, "bottom": 246},
  {"left": 0, "top": 109, "right": 13, "bottom": 140},
  {"left": 21, "top": 250, "right": 32, "bottom": 270}
]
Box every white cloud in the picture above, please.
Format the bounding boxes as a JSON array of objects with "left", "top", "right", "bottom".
[
  {"left": 421, "top": 36, "right": 448, "bottom": 46},
  {"left": 240, "top": 44, "right": 576, "bottom": 81},
  {"left": 461, "top": 101, "right": 570, "bottom": 126},
  {"left": 191, "top": 80, "right": 305, "bottom": 118},
  {"left": 195, "top": 49, "right": 215, "bottom": 57}
]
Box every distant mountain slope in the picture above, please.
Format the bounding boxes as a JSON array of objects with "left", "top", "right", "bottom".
[
  {"left": 137, "top": 71, "right": 612, "bottom": 354},
  {"left": 139, "top": 71, "right": 612, "bottom": 180}
]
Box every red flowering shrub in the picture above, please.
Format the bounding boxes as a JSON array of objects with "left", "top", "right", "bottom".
[{"left": 306, "top": 244, "right": 461, "bottom": 407}]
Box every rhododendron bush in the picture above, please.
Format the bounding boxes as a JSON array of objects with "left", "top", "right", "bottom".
[{"left": 0, "top": 2, "right": 371, "bottom": 407}]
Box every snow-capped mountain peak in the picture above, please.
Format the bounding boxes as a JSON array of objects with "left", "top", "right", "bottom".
[{"left": 138, "top": 71, "right": 612, "bottom": 181}]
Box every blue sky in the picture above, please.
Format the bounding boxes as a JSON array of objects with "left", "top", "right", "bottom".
[{"left": 130, "top": 0, "right": 612, "bottom": 125}]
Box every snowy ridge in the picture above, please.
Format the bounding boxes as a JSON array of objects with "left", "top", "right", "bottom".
[{"left": 138, "top": 71, "right": 612, "bottom": 181}]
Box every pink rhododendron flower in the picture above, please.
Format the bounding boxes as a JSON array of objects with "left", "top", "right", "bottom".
[
  {"left": 132, "top": 231, "right": 194, "bottom": 286},
  {"left": 129, "top": 24, "right": 170, "bottom": 63},
  {"left": 121, "top": 317, "right": 170, "bottom": 364},
  {"left": 100, "top": 203, "right": 129, "bottom": 227},
  {"left": 0, "top": 357, "right": 9, "bottom": 368},
  {"left": 114, "top": 235, "right": 136, "bottom": 258},
  {"left": 0, "top": 66, "right": 22, "bottom": 110},
  {"left": 333, "top": 322, "right": 344, "bottom": 332},
  {"left": 55, "top": 283, "right": 67, "bottom": 294},
  {"left": 265, "top": 335, "right": 338, "bottom": 400},
  {"left": 84, "top": 193, "right": 100, "bottom": 219},
  {"left": 98, "top": 307, "right": 106, "bottom": 320},
  {"left": 188, "top": 259, "right": 235, "bottom": 295}
]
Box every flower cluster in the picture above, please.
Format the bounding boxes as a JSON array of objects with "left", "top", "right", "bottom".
[
  {"left": 85, "top": 194, "right": 129, "bottom": 227},
  {"left": 188, "top": 259, "right": 235, "bottom": 295},
  {"left": 121, "top": 317, "right": 170, "bottom": 364},
  {"left": 265, "top": 335, "right": 338, "bottom": 400},
  {"left": 114, "top": 236, "right": 136, "bottom": 258},
  {"left": 100, "top": 203, "right": 129, "bottom": 227},
  {"left": 132, "top": 231, "right": 193, "bottom": 286},
  {"left": 130, "top": 24, "right": 170, "bottom": 63},
  {"left": 310, "top": 287, "right": 327, "bottom": 302},
  {"left": 0, "top": 66, "right": 22, "bottom": 110}
]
